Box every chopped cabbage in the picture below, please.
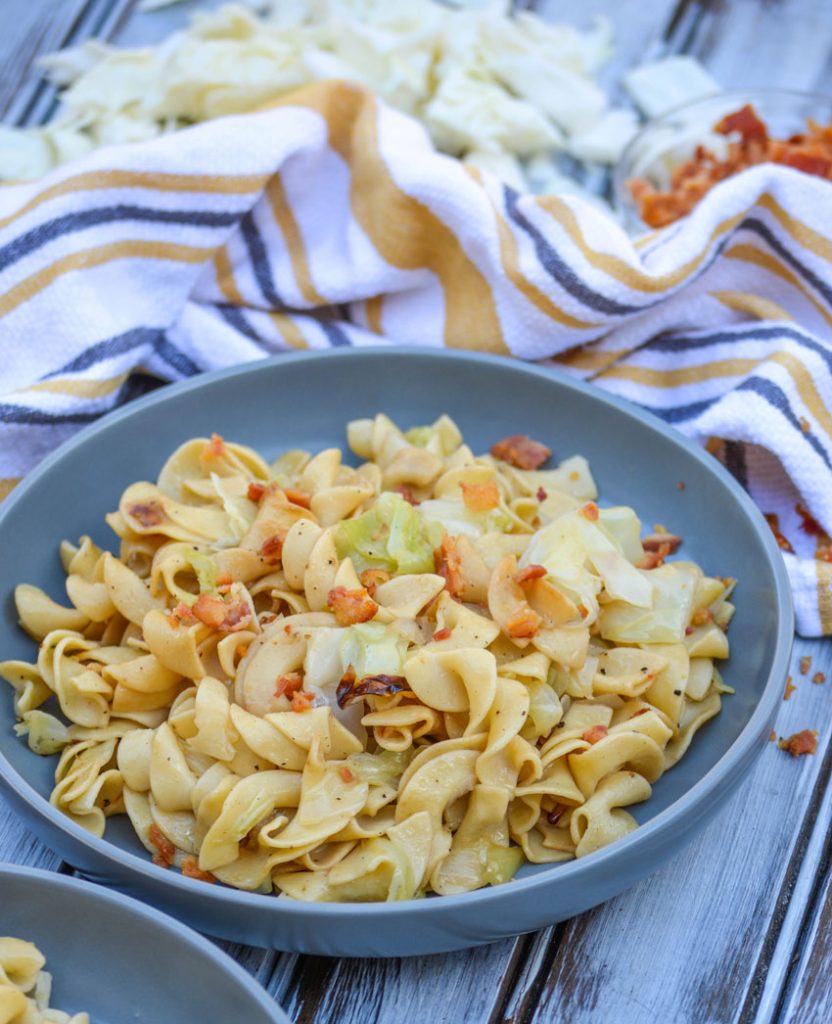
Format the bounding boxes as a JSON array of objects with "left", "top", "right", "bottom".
[
  {"left": 599, "top": 563, "right": 699, "bottom": 644},
  {"left": 182, "top": 549, "right": 218, "bottom": 594},
  {"left": 346, "top": 748, "right": 412, "bottom": 786},
  {"left": 336, "top": 492, "right": 442, "bottom": 575},
  {"left": 339, "top": 621, "right": 409, "bottom": 681},
  {"left": 418, "top": 495, "right": 511, "bottom": 540}
]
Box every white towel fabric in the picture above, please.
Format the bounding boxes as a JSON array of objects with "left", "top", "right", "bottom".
[{"left": 0, "top": 81, "right": 830, "bottom": 634}]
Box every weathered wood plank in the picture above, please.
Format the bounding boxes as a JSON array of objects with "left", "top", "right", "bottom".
[
  {"left": 0, "top": 792, "right": 62, "bottom": 871},
  {"left": 269, "top": 939, "right": 522, "bottom": 1024},
  {"left": 513, "top": 639, "right": 832, "bottom": 1024}
]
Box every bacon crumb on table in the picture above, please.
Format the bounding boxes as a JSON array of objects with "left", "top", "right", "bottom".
[
  {"left": 784, "top": 677, "right": 796, "bottom": 700},
  {"left": 765, "top": 513, "right": 795, "bottom": 553},
  {"left": 629, "top": 104, "right": 832, "bottom": 228},
  {"left": 769, "top": 731, "right": 777, "bottom": 742},
  {"left": 778, "top": 730, "right": 819, "bottom": 757},
  {"left": 813, "top": 672, "right": 826, "bottom": 684},
  {"left": 799, "top": 655, "right": 813, "bottom": 675},
  {"left": 490, "top": 434, "right": 552, "bottom": 470}
]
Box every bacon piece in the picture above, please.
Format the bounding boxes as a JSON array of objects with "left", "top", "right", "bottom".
[
  {"left": 396, "top": 485, "right": 418, "bottom": 506},
  {"left": 642, "top": 532, "right": 682, "bottom": 554},
  {"left": 795, "top": 502, "right": 825, "bottom": 537},
  {"left": 434, "top": 535, "right": 464, "bottom": 599},
  {"left": 235, "top": 643, "right": 249, "bottom": 661},
  {"left": 148, "top": 824, "right": 176, "bottom": 868},
  {"left": 637, "top": 545, "right": 672, "bottom": 570},
  {"left": 580, "top": 502, "right": 599, "bottom": 522},
  {"left": 432, "top": 627, "right": 452, "bottom": 642},
  {"left": 285, "top": 488, "right": 312, "bottom": 509},
  {"left": 327, "top": 586, "right": 378, "bottom": 626},
  {"left": 216, "top": 572, "right": 233, "bottom": 587},
  {"left": 490, "top": 434, "right": 552, "bottom": 470},
  {"left": 691, "top": 607, "right": 713, "bottom": 627},
  {"left": 247, "top": 481, "right": 267, "bottom": 503},
  {"left": 514, "top": 564, "right": 547, "bottom": 585},
  {"left": 582, "top": 725, "right": 609, "bottom": 745},
  {"left": 336, "top": 672, "right": 408, "bottom": 709},
  {"left": 221, "top": 600, "right": 252, "bottom": 632},
  {"left": 127, "top": 501, "right": 165, "bottom": 528},
  {"left": 715, "top": 104, "right": 768, "bottom": 143},
  {"left": 784, "top": 677, "right": 796, "bottom": 700},
  {"left": 181, "top": 857, "right": 216, "bottom": 883},
  {"left": 174, "top": 602, "right": 197, "bottom": 623},
  {"left": 818, "top": 546, "right": 832, "bottom": 563},
  {"left": 192, "top": 593, "right": 227, "bottom": 630},
  {"left": 360, "top": 568, "right": 391, "bottom": 597},
  {"left": 260, "top": 535, "right": 284, "bottom": 563},
  {"left": 536, "top": 487, "right": 548, "bottom": 502},
  {"left": 799, "top": 655, "right": 812, "bottom": 675},
  {"left": 765, "top": 513, "right": 794, "bottom": 553},
  {"left": 505, "top": 605, "right": 542, "bottom": 640},
  {"left": 813, "top": 672, "right": 826, "bottom": 684},
  {"left": 778, "top": 730, "right": 818, "bottom": 757},
  {"left": 275, "top": 673, "right": 303, "bottom": 699},
  {"left": 200, "top": 434, "right": 225, "bottom": 461},
  {"left": 460, "top": 481, "right": 500, "bottom": 512},
  {"left": 339, "top": 766, "right": 355, "bottom": 783},
  {"left": 291, "top": 691, "right": 315, "bottom": 712}
]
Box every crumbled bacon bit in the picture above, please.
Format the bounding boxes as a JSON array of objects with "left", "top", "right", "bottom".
[
  {"left": 192, "top": 593, "right": 228, "bottom": 630},
  {"left": 685, "top": 626, "right": 695, "bottom": 636},
  {"left": 580, "top": 502, "right": 599, "bottom": 522},
  {"left": 174, "top": 602, "right": 197, "bottom": 623},
  {"left": 432, "top": 627, "right": 452, "bottom": 642},
  {"left": 285, "top": 488, "right": 312, "bottom": 509},
  {"left": 181, "top": 857, "right": 215, "bottom": 883},
  {"left": 275, "top": 673, "right": 303, "bottom": 699},
  {"left": 796, "top": 503, "right": 825, "bottom": 537},
  {"left": 460, "top": 480, "right": 500, "bottom": 512},
  {"left": 166, "top": 613, "right": 180, "bottom": 629},
  {"left": 765, "top": 513, "right": 794, "bottom": 553},
  {"left": 490, "top": 434, "right": 552, "bottom": 470},
  {"left": 582, "top": 725, "right": 609, "bottom": 745},
  {"left": 259, "top": 612, "right": 277, "bottom": 625},
  {"left": 514, "top": 564, "right": 548, "bottom": 585},
  {"left": 359, "top": 568, "right": 391, "bottom": 596},
  {"left": 336, "top": 672, "right": 407, "bottom": 708},
  {"left": 784, "top": 677, "right": 796, "bottom": 700},
  {"left": 800, "top": 417, "right": 811, "bottom": 434},
  {"left": 546, "top": 803, "right": 568, "bottom": 825},
  {"left": 291, "top": 691, "right": 315, "bottom": 712},
  {"left": 769, "top": 731, "right": 777, "bottom": 742},
  {"left": 339, "top": 766, "right": 355, "bottom": 783},
  {"left": 247, "top": 481, "right": 267, "bottom": 502},
  {"left": 148, "top": 824, "right": 176, "bottom": 868},
  {"left": 396, "top": 485, "right": 418, "bottom": 506},
  {"left": 642, "top": 532, "right": 682, "bottom": 554},
  {"left": 200, "top": 434, "right": 225, "bottom": 460},
  {"left": 505, "top": 605, "right": 542, "bottom": 639},
  {"left": 216, "top": 572, "right": 233, "bottom": 587},
  {"left": 327, "top": 586, "right": 378, "bottom": 626},
  {"left": 260, "top": 535, "right": 284, "bottom": 563},
  {"left": 435, "top": 534, "right": 465, "bottom": 599},
  {"left": 817, "top": 546, "right": 832, "bottom": 563},
  {"left": 778, "top": 730, "right": 818, "bottom": 757},
  {"left": 235, "top": 643, "right": 249, "bottom": 661},
  {"left": 577, "top": 603, "right": 589, "bottom": 619},
  {"left": 813, "top": 672, "right": 826, "bottom": 684},
  {"left": 127, "top": 501, "right": 165, "bottom": 528},
  {"left": 630, "top": 105, "right": 832, "bottom": 228},
  {"left": 692, "top": 608, "right": 714, "bottom": 627},
  {"left": 677, "top": 481, "right": 686, "bottom": 491},
  {"left": 536, "top": 486, "right": 548, "bottom": 502},
  {"left": 637, "top": 545, "right": 672, "bottom": 570},
  {"left": 221, "top": 601, "right": 252, "bottom": 632},
  {"left": 799, "top": 655, "right": 812, "bottom": 675}
]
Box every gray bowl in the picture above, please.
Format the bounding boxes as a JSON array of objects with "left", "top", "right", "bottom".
[
  {"left": 0, "top": 349, "right": 792, "bottom": 957},
  {"left": 0, "top": 864, "right": 290, "bottom": 1023}
]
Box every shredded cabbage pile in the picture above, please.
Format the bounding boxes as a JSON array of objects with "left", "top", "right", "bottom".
[{"left": 0, "top": 0, "right": 638, "bottom": 200}]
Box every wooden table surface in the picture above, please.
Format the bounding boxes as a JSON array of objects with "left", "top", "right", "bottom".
[{"left": 1, "top": 2, "right": 831, "bottom": 1022}]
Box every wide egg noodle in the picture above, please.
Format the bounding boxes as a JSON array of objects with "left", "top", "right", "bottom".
[{"left": 1, "top": 419, "right": 735, "bottom": 901}]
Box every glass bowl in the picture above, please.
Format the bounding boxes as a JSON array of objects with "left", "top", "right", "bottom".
[{"left": 612, "top": 89, "right": 832, "bottom": 234}]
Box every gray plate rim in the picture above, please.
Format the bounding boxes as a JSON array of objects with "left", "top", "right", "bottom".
[
  {"left": 0, "top": 347, "right": 794, "bottom": 919},
  {"left": 0, "top": 862, "right": 290, "bottom": 1022}
]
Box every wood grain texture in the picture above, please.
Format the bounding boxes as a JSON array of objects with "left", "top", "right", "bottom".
[{"left": 0, "top": 792, "right": 62, "bottom": 871}]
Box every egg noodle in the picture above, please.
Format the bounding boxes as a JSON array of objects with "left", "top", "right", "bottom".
[
  {"left": 0, "top": 937, "right": 88, "bottom": 1024},
  {"left": 1, "top": 415, "right": 735, "bottom": 901}
]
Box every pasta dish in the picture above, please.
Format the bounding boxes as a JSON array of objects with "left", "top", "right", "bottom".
[
  {"left": 1, "top": 414, "right": 735, "bottom": 901},
  {"left": 0, "top": 936, "right": 88, "bottom": 1023}
]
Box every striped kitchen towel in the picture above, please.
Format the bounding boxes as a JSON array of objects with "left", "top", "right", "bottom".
[{"left": 0, "top": 81, "right": 830, "bottom": 634}]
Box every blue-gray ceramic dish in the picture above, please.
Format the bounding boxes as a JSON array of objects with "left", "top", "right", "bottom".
[
  {"left": 0, "top": 863, "right": 290, "bottom": 1022},
  {"left": 0, "top": 349, "right": 792, "bottom": 957}
]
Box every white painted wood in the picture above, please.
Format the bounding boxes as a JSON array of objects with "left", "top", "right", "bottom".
[{"left": 0, "top": 792, "right": 62, "bottom": 871}]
